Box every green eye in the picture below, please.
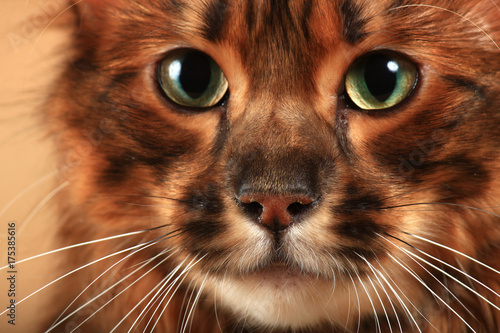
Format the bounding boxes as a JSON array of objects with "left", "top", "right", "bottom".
[
  {"left": 345, "top": 52, "right": 418, "bottom": 110},
  {"left": 158, "top": 50, "right": 228, "bottom": 108}
]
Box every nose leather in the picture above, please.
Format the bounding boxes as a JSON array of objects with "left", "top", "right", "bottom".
[{"left": 239, "top": 193, "right": 314, "bottom": 230}]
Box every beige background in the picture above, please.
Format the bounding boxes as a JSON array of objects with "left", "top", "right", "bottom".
[{"left": 0, "top": 1, "right": 73, "bottom": 331}]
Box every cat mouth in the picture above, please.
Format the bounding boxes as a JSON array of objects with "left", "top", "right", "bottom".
[
  {"left": 245, "top": 258, "right": 320, "bottom": 282},
  {"left": 240, "top": 265, "right": 313, "bottom": 288}
]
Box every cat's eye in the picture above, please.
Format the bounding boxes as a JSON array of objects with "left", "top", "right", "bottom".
[
  {"left": 345, "top": 52, "right": 418, "bottom": 110},
  {"left": 158, "top": 50, "right": 228, "bottom": 108}
]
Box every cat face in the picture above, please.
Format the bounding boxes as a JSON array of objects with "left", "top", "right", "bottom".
[{"left": 41, "top": 0, "right": 500, "bottom": 331}]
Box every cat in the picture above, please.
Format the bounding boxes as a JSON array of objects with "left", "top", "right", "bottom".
[{"left": 1, "top": 0, "right": 500, "bottom": 332}]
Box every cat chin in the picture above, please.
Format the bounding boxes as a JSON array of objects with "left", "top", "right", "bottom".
[{"left": 205, "top": 268, "right": 360, "bottom": 329}]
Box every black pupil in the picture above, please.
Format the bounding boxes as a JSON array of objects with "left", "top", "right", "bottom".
[
  {"left": 179, "top": 52, "right": 212, "bottom": 99},
  {"left": 364, "top": 54, "right": 397, "bottom": 102}
]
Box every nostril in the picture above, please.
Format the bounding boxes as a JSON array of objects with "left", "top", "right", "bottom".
[
  {"left": 240, "top": 201, "right": 263, "bottom": 220},
  {"left": 286, "top": 201, "right": 313, "bottom": 217}
]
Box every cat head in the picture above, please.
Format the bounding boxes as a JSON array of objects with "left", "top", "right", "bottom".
[{"left": 48, "top": 0, "right": 500, "bottom": 330}]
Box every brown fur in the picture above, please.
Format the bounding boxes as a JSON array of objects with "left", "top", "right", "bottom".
[{"left": 4, "top": 0, "right": 500, "bottom": 332}]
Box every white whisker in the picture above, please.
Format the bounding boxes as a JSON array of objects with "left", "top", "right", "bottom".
[
  {"left": 115, "top": 255, "right": 189, "bottom": 333},
  {"left": 382, "top": 202, "right": 500, "bottom": 218},
  {"left": 402, "top": 247, "right": 500, "bottom": 312},
  {"left": 386, "top": 252, "right": 477, "bottom": 333},
  {"left": 372, "top": 261, "right": 422, "bottom": 333},
  {"left": 381, "top": 235, "right": 475, "bottom": 316},
  {"left": 374, "top": 238, "right": 444, "bottom": 332},
  {"left": 407, "top": 233, "right": 500, "bottom": 276},
  {"left": 342, "top": 270, "right": 353, "bottom": 331},
  {"left": 0, "top": 229, "right": 156, "bottom": 271},
  {"left": 0, "top": 171, "right": 61, "bottom": 219},
  {"left": 0, "top": 239, "right": 155, "bottom": 317},
  {"left": 402, "top": 249, "right": 474, "bottom": 318},
  {"left": 18, "top": 181, "right": 69, "bottom": 235},
  {"left": 145, "top": 271, "right": 190, "bottom": 332},
  {"left": 343, "top": 257, "right": 361, "bottom": 333},
  {"left": 213, "top": 282, "right": 224, "bottom": 333},
  {"left": 365, "top": 269, "right": 392, "bottom": 332},
  {"left": 386, "top": 4, "right": 499, "bottom": 50},
  {"left": 52, "top": 239, "right": 173, "bottom": 328},
  {"left": 149, "top": 254, "right": 207, "bottom": 332},
  {"left": 325, "top": 252, "right": 338, "bottom": 294},
  {"left": 353, "top": 263, "right": 381, "bottom": 333},
  {"left": 359, "top": 255, "right": 401, "bottom": 333},
  {"left": 111, "top": 274, "right": 166, "bottom": 333},
  {"left": 131, "top": 257, "right": 194, "bottom": 332},
  {"left": 46, "top": 246, "right": 173, "bottom": 332},
  {"left": 181, "top": 273, "right": 208, "bottom": 333},
  {"left": 177, "top": 279, "right": 197, "bottom": 332}
]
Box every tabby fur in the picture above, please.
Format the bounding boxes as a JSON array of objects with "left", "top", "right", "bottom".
[{"left": 4, "top": 0, "right": 500, "bottom": 332}]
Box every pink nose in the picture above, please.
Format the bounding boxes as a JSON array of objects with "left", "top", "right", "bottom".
[{"left": 239, "top": 193, "right": 315, "bottom": 230}]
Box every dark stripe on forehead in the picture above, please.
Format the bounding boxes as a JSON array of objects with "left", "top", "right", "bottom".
[
  {"left": 201, "top": 0, "right": 229, "bottom": 42},
  {"left": 238, "top": 0, "right": 322, "bottom": 92},
  {"left": 245, "top": 0, "right": 255, "bottom": 36},
  {"left": 243, "top": 0, "right": 315, "bottom": 42},
  {"left": 161, "top": 0, "right": 186, "bottom": 14},
  {"left": 271, "top": 0, "right": 295, "bottom": 27},
  {"left": 340, "top": 0, "right": 367, "bottom": 44},
  {"left": 300, "top": 0, "right": 314, "bottom": 40}
]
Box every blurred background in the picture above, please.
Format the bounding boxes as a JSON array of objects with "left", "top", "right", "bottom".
[
  {"left": 0, "top": 1, "right": 70, "bottom": 214},
  {"left": 0, "top": 1, "right": 73, "bottom": 331}
]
